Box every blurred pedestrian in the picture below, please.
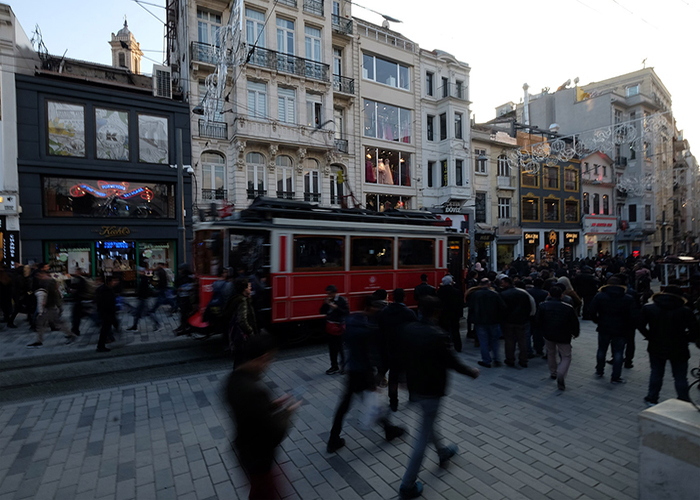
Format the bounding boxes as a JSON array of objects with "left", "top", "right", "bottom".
[
  {"left": 500, "top": 277, "right": 535, "bottom": 368},
  {"left": 96, "top": 275, "right": 119, "bottom": 353},
  {"left": 128, "top": 268, "right": 161, "bottom": 332},
  {"left": 67, "top": 267, "right": 89, "bottom": 336},
  {"left": 527, "top": 278, "right": 549, "bottom": 357},
  {"left": 320, "top": 284, "right": 349, "bottom": 375},
  {"left": 537, "top": 286, "right": 579, "bottom": 390},
  {"left": 573, "top": 266, "right": 599, "bottom": 320},
  {"left": 437, "top": 275, "right": 464, "bottom": 352},
  {"left": 224, "top": 334, "right": 300, "bottom": 500},
  {"left": 150, "top": 263, "right": 176, "bottom": 315},
  {"left": 226, "top": 277, "right": 258, "bottom": 368},
  {"left": 414, "top": 274, "right": 436, "bottom": 303},
  {"left": 174, "top": 264, "right": 196, "bottom": 336},
  {"left": 398, "top": 296, "right": 480, "bottom": 499},
  {"left": 557, "top": 276, "right": 582, "bottom": 317},
  {"left": 467, "top": 278, "right": 506, "bottom": 368},
  {"left": 27, "top": 269, "right": 76, "bottom": 348}
]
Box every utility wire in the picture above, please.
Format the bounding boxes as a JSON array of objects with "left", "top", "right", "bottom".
[{"left": 132, "top": 0, "right": 165, "bottom": 25}]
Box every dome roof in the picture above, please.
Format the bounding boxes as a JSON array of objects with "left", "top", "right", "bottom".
[{"left": 117, "top": 19, "right": 130, "bottom": 37}]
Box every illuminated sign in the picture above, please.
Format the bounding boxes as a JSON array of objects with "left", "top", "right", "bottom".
[
  {"left": 70, "top": 181, "right": 153, "bottom": 202},
  {"left": 524, "top": 232, "right": 539, "bottom": 245},
  {"left": 548, "top": 230, "right": 558, "bottom": 246},
  {"left": 99, "top": 241, "right": 131, "bottom": 249},
  {"left": 93, "top": 226, "right": 133, "bottom": 238},
  {"left": 564, "top": 232, "right": 579, "bottom": 244}
]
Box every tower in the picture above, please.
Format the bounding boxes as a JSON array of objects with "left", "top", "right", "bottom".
[{"left": 109, "top": 18, "right": 143, "bottom": 73}]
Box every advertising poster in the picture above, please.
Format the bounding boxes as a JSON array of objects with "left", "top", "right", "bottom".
[
  {"left": 138, "top": 114, "right": 169, "bottom": 164},
  {"left": 96, "top": 108, "right": 130, "bottom": 160},
  {"left": 47, "top": 101, "right": 85, "bottom": 157}
]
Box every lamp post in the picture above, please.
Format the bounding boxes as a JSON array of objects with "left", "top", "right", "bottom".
[{"left": 176, "top": 129, "right": 186, "bottom": 266}]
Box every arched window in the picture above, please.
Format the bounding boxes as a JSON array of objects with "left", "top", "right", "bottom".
[
  {"left": 583, "top": 192, "right": 590, "bottom": 214},
  {"left": 202, "top": 152, "right": 226, "bottom": 200},
  {"left": 330, "top": 165, "right": 345, "bottom": 206},
  {"left": 497, "top": 155, "right": 509, "bottom": 177},
  {"left": 593, "top": 193, "right": 600, "bottom": 214},
  {"left": 275, "top": 155, "right": 294, "bottom": 199},
  {"left": 118, "top": 52, "right": 126, "bottom": 68},
  {"left": 246, "top": 152, "right": 266, "bottom": 199},
  {"left": 603, "top": 194, "right": 609, "bottom": 215},
  {"left": 303, "top": 158, "right": 320, "bottom": 202}
]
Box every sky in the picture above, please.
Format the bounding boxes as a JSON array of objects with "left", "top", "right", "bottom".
[{"left": 10, "top": 0, "right": 700, "bottom": 150}]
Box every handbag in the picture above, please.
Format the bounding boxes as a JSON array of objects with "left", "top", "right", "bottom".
[{"left": 325, "top": 321, "right": 345, "bottom": 336}]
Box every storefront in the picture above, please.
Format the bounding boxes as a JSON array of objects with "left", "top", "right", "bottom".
[
  {"left": 523, "top": 229, "right": 582, "bottom": 263},
  {"left": 495, "top": 225, "right": 522, "bottom": 271},
  {"left": 583, "top": 215, "right": 617, "bottom": 258},
  {"left": 563, "top": 232, "right": 579, "bottom": 260},
  {"left": 523, "top": 231, "right": 540, "bottom": 263}
]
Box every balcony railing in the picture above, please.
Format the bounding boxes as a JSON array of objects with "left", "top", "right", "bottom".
[
  {"left": 190, "top": 41, "right": 218, "bottom": 65},
  {"left": 335, "top": 138, "right": 348, "bottom": 153},
  {"left": 332, "top": 14, "right": 352, "bottom": 35},
  {"left": 304, "top": 192, "right": 321, "bottom": 202},
  {"left": 303, "top": 0, "right": 323, "bottom": 16},
  {"left": 276, "top": 191, "right": 295, "bottom": 200},
  {"left": 247, "top": 188, "right": 267, "bottom": 199},
  {"left": 202, "top": 189, "right": 227, "bottom": 200},
  {"left": 498, "top": 217, "right": 518, "bottom": 227},
  {"left": 278, "top": 0, "right": 297, "bottom": 6},
  {"left": 247, "top": 46, "right": 330, "bottom": 82},
  {"left": 438, "top": 82, "right": 467, "bottom": 101},
  {"left": 333, "top": 74, "right": 355, "bottom": 94},
  {"left": 198, "top": 120, "right": 227, "bottom": 140},
  {"left": 497, "top": 175, "right": 515, "bottom": 188},
  {"left": 615, "top": 156, "right": 628, "bottom": 167}
]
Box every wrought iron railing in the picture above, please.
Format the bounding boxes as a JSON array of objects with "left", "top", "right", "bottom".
[
  {"left": 332, "top": 14, "right": 352, "bottom": 35},
  {"left": 278, "top": 0, "right": 297, "bottom": 6},
  {"left": 198, "top": 120, "right": 227, "bottom": 140},
  {"left": 190, "top": 41, "right": 218, "bottom": 65},
  {"left": 332, "top": 74, "right": 355, "bottom": 94},
  {"left": 247, "top": 188, "right": 267, "bottom": 199},
  {"left": 247, "top": 46, "right": 330, "bottom": 82},
  {"left": 304, "top": 192, "right": 321, "bottom": 202},
  {"left": 438, "top": 82, "right": 467, "bottom": 101},
  {"left": 276, "top": 191, "right": 295, "bottom": 200},
  {"left": 202, "top": 189, "right": 227, "bottom": 200},
  {"left": 303, "top": 0, "right": 323, "bottom": 16},
  {"left": 335, "top": 139, "right": 348, "bottom": 153}
]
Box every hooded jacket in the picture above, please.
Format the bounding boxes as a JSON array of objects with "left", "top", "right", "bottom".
[
  {"left": 639, "top": 292, "right": 700, "bottom": 360},
  {"left": 589, "top": 285, "right": 635, "bottom": 336}
]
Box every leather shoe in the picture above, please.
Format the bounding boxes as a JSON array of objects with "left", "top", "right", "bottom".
[
  {"left": 385, "top": 425, "right": 405, "bottom": 442},
  {"left": 326, "top": 437, "right": 345, "bottom": 453},
  {"left": 477, "top": 361, "right": 491, "bottom": 368},
  {"left": 399, "top": 481, "right": 423, "bottom": 499}
]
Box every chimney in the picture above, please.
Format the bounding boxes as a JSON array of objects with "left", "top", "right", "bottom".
[{"left": 523, "top": 83, "right": 530, "bottom": 125}]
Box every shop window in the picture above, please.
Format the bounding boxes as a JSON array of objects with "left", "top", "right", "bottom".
[
  {"left": 364, "top": 147, "right": 411, "bottom": 186},
  {"left": 42, "top": 176, "right": 175, "bottom": 219},
  {"left": 398, "top": 239, "right": 434, "bottom": 267},
  {"left": 565, "top": 200, "right": 579, "bottom": 222},
  {"left": 276, "top": 155, "right": 294, "bottom": 199},
  {"left": 47, "top": 242, "right": 93, "bottom": 276},
  {"left": 365, "top": 194, "right": 410, "bottom": 212},
  {"left": 544, "top": 198, "right": 560, "bottom": 222},
  {"left": 363, "top": 53, "right": 410, "bottom": 90},
  {"left": 363, "top": 99, "right": 411, "bottom": 143},
  {"left": 351, "top": 237, "right": 393, "bottom": 268},
  {"left": 294, "top": 236, "right": 344, "bottom": 270},
  {"left": 564, "top": 168, "right": 578, "bottom": 191},
  {"left": 522, "top": 196, "right": 539, "bottom": 222},
  {"left": 246, "top": 152, "right": 266, "bottom": 198}
]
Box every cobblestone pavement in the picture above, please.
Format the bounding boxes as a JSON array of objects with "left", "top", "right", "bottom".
[{"left": 2, "top": 318, "right": 698, "bottom": 500}]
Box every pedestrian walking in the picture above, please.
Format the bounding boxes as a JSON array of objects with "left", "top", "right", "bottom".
[
  {"left": 67, "top": 267, "right": 89, "bottom": 336},
  {"left": 327, "top": 297, "right": 405, "bottom": 454},
  {"left": 149, "top": 263, "right": 176, "bottom": 315},
  {"left": 437, "top": 275, "right": 464, "bottom": 352},
  {"left": 226, "top": 277, "right": 258, "bottom": 368},
  {"left": 127, "top": 268, "right": 161, "bottom": 332},
  {"left": 590, "top": 275, "right": 635, "bottom": 383},
  {"left": 527, "top": 278, "right": 549, "bottom": 357},
  {"left": 573, "top": 266, "right": 599, "bottom": 320},
  {"left": 320, "top": 284, "right": 349, "bottom": 375},
  {"left": 398, "top": 296, "right": 480, "bottom": 499},
  {"left": 95, "top": 275, "right": 119, "bottom": 352},
  {"left": 638, "top": 286, "right": 700, "bottom": 406},
  {"left": 27, "top": 269, "right": 76, "bottom": 348},
  {"left": 467, "top": 278, "right": 506, "bottom": 368},
  {"left": 537, "top": 285, "right": 579, "bottom": 390},
  {"left": 500, "top": 277, "right": 535, "bottom": 368},
  {"left": 557, "top": 276, "right": 582, "bottom": 317},
  {"left": 224, "top": 334, "right": 300, "bottom": 500},
  {"left": 414, "top": 274, "right": 436, "bottom": 303}
]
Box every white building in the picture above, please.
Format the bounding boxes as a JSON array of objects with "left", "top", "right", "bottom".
[{"left": 580, "top": 151, "right": 617, "bottom": 257}]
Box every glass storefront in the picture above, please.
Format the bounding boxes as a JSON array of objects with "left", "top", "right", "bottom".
[
  {"left": 496, "top": 244, "right": 515, "bottom": 270},
  {"left": 364, "top": 147, "right": 411, "bottom": 186},
  {"left": 365, "top": 193, "right": 412, "bottom": 212}
]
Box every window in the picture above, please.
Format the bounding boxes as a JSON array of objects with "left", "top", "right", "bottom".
[
  {"left": 246, "top": 8, "right": 265, "bottom": 47},
  {"left": 441, "top": 160, "right": 448, "bottom": 187},
  {"left": 497, "top": 156, "right": 509, "bottom": 177},
  {"left": 202, "top": 152, "right": 226, "bottom": 200},
  {"left": 304, "top": 25, "right": 321, "bottom": 62},
  {"left": 455, "top": 159, "right": 464, "bottom": 186},
  {"left": 247, "top": 81, "right": 267, "bottom": 118},
  {"left": 498, "top": 198, "right": 511, "bottom": 219},
  {"left": 426, "top": 115, "right": 434, "bottom": 141},
  {"left": 118, "top": 53, "right": 126, "bottom": 68},
  {"left": 275, "top": 155, "right": 294, "bottom": 199},
  {"left": 455, "top": 113, "right": 463, "bottom": 140},
  {"left": 365, "top": 194, "right": 411, "bottom": 211},
  {"left": 474, "top": 149, "right": 486, "bottom": 173},
  {"left": 593, "top": 193, "right": 600, "bottom": 214},
  {"left": 583, "top": 192, "right": 590, "bottom": 214},
  {"left": 362, "top": 54, "right": 409, "bottom": 90},
  {"left": 329, "top": 165, "right": 344, "bottom": 205},
  {"left": 427, "top": 161, "right": 434, "bottom": 188},
  {"left": 475, "top": 192, "right": 486, "bottom": 223},
  {"left": 363, "top": 99, "right": 411, "bottom": 143},
  {"left": 351, "top": 237, "right": 393, "bottom": 268},
  {"left": 398, "top": 239, "right": 434, "bottom": 267},
  {"left": 544, "top": 166, "right": 559, "bottom": 189},
  {"left": 565, "top": 199, "right": 579, "bottom": 222},
  {"left": 544, "top": 198, "right": 560, "bottom": 222},
  {"left": 246, "top": 152, "right": 266, "bottom": 198},
  {"left": 333, "top": 0, "right": 340, "bottom": 16},
  {"left": 629, "top": 204, "right": 637, "bottom": 222},
  {"left": 294, "top": 236, "right": 344, "bottom": 270},
  {"left": 333, "top": 47, "right": 342, "bottom": 76},
  {"left": 198, "top": 81, "right": 224, "bottom": 118},
  {"left": 303, "top": 158, "right": 320, "bottom": 202},
  {"left": 602, "top": 165, "right": 607, "bottom": 178},
  {"left": 630, "top": 143, "right": 636, "bottom": 160},
  {"left": 645, "top": 205, "right": 652, "bottom": 221},
  {"left": 594, "top": 164, "right": 599, "bottom": 176},
  {"left": 441, "top": 77, "right": 448, "bottom": 98},
  {"left": 306, "top": 93, "right": 322, "bottom": 128},
  {"left": 364, "top": 147, "right": 410, "bottom": 186},
  {"left": 614, "top": 109, "right": 622, "bottom": 124},
  {"left": 439, "top": 113, "right": 447, "bottom": 140},
  {"left": 426, "top": 72, "right": 434, "bottom": 96},
  {"left": 198, "top": 9, "right": 222, "bottom": 46},
  {"left": 455, "top": 80, "right": 464, "bottom": 99},
  {"left": 603, "top": 194, "right": 609, "bottom": 215},
  {"left": 278, "top": 87, "right": 296, "bottom": 124},
  {"left": 521, "top": 169, "right": 539, "bottom": 187},
  {"left": 522, "top": 196, "right": 539, "bottom": 222},
  {"left": 626, "top": 84, "right": 639, "bottom": 97},
  {"left": 276, "top": 18, "right": 294, "bottom": 54},
  {"left": 334, "top": 108, "right": 344, "bottom": 140}
]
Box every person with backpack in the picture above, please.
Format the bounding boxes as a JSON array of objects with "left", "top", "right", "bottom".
[{"left": 27, "top": 269, "right": 76, "bottom": 348}]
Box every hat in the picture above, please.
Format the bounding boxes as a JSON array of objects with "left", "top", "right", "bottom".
[
  {"left": 479, "top": 277, "right": 490, "bottom": 284},
  {"left": 441, "top": 275, "right": 453, "bottom": 286},
  {"left": 325, "top": 284, "right": 338, "bottom": 293}
]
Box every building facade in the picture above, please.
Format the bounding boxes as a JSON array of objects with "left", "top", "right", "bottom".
[{"left": 580, "top": 151, "right": 616, "bottom": 257}]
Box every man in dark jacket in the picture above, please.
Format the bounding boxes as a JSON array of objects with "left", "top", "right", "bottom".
[
  {"left": 590, "top": 275, "right": 635, "bottom": 383},
  {"left": 128, "top": 268, "right": 161, "bottom": 332},
  {"left": 150, "top": 263, "right": 176, "bottom": 314},
  {"left": 467, "top": 278, "right": 506, "bottom": 368},
  {"left": 377, "top": 288, "right": 417, "bottom": 411},
  {"left": 414, "top": 274, "right": 436, "bottom": 303},
  {"left": 67, "top": 268, "right": 89, "bottom": 336},
  {"left": 96, "top": 275, "right": 119, "bottom": 353},
  {"left": 226, "top": 277, "right": 258, "bottom": 368},
  {"left": 500, "top": 277, "right": 535, "bottom": 368},
  {"left": 573, "top": 266, "right": 599, "bottom": 320},
  {"left": 437, "top": 275, "right": 464, "bottom": 352},
  {"left": 537, "top": 286, "right": 579, "bottom": 390},
  {"left": 638, "top": 286, "right": 700, "bottom": 405},
  {"left": 527, "top": 278, "right": 549, "bottom": 357},
  {"left": 398, "top": 296, "right": 479, "bottom": 499},
  {"left": 320, "top": 284, "right": 350, "bottom": 375},
  {"left": 224, "top": 334, "right": 299, "bottom": 499},
  {"left": 27, "top": 269, "right": 76, "bottom": 348}
]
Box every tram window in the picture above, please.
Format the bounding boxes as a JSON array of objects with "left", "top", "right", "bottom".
[
  {"left": 398, "top": 238, "right": 434, "bottom": 267},
  {"left": 294, "top": 236, "right": 344, "bottom": 271},
  {"left": 351, "top": 237, "right": 393, "bottom": 268},
  {"left": 194, "top": 230, "right": 223, "bottom": 276},
  {"left": 229, "top": 233, "right": 268, "bottom": 277}
]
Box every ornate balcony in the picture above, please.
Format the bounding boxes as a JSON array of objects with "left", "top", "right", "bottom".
[
  {"left": 202, "top": 189, "right": 227, "bottom": 200},
  {"left": 303, "top": 0, "right": 323, "bottom": 16},
  {"left": 247, "top": 46, "right": 330, "bottom": 82},
  {"left": 276, "top": 191, "right": 295, "bottom": 200},
  {"left": 233, "top": 117, "right": 335, "bottom": 150},
  {"left": 332, "top": 14, "right": 352, "bottom": 35},
  {"left": 304, "top": 192, "right": 321, "bottom": 202},
  {"left": 190, "top": 41, "right": 218, "bottom": 65},
  {"left": 332, "top": 74, "right": 355, "bottom": 94},
  {"left": 198, "top": 119, "right": 227, "bottom": 140},
  {"left": 247, "top": 188, "right": 267, "bottom": 200}
]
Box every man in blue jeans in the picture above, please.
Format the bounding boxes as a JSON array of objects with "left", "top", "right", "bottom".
[
  {"left": 466, "top": 278, "right": 506, "bottom": 368},
  {"left": 399, "top": 296, "right": 480, "bottom": 499}
]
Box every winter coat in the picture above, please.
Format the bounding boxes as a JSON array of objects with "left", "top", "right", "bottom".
[
  {"left": 343, "top": 312, "right": 377, "bottom": 374},
  {"left": 319, "top": 295, "right": 350, "bottom": 324},
  {"left": 466, "top": 286, "right": 506, "bottom": 325},
  {"left": 573, "top": 273, "right": 599, "bottom": 299},
  {"left": 537, "top": 297, "right": 579, "bottom": 344},
  {"left": 589, "top": 285, "right": 635, "bottom": 336},
  {"left": 226, "top": 294, "right": 258, "bottom": 351},
  {"left": 437, "top": 283, "right": 464, "bottom": 327},
  {"left": 96, "top": 284, "right": 117, "bottom": 325},
  {"left": 500, "top": 287, "right": 534, "bottom": 325},
  {"left": 414, "top": 282, "right": 437, "bottom": 302},
  {"left": 639, "top": 292, "right": 700, "bottom": 361},
  {"left": 377, "top": 301, "right": 417, "bottom": 365}
]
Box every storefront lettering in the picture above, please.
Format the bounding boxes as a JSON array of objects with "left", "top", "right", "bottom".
[
  {"left": 524, "top": 232, "right": 539, "bottom": 245},
  {"left": 564, "top": 232, "right": 579, "bottom": 244},
  {"left": 96, "top": 226, "right": 132, "bottom": 238}
]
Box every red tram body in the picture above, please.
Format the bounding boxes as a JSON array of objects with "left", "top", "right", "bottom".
[{"left": 193, "top": 198, "right": 468, "bottom": 326}]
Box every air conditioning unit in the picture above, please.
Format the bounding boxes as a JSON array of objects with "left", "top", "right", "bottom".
[{"left": 152, "top": 64, "right": 172, "bottom": 99}]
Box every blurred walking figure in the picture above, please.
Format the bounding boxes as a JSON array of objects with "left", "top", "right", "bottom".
[
  {"left": 174, "top": 264, "right": 196, "bottom": 336},
  {"left": 413, "top": 274, "right": 436, "bottom": 303},
  {"left": 537, "top": 286, "right": 579, "bottom": 390},
  {"left": 500, "top": 277, "right": 535, "bottom": 368},
  {"left": 398, "top": 296, "right": 480, "bottom": 499},
  {"left": 96, "top": 275, "right": 119, "bottom": 353},
  {"left": 127, "top": 268, "right": 161, "bottom": 332},
  {"left": 67, "top": 267, "right": 89, "bottom": 336},
  {"left": 320, "top": 284, "right": 349, "bottom": 375},
  {"left": 573, "top": 266, "right": 599, "bottom": 320},
  {"left": 224, "top": 334, "right": 300, "bottom": 500},
  {"left": 226, "top": 277, "right": 258, "bottom": 367},
  {"left": 639, "top": 286, "right": 700, "bottom": 406},
  {"left": 467, "top": 278, "right": 506, "bottom": 368},
  {"left": 437, "top": 275, "right": 464, "bottom": 352},
  {"left": 149, "top": 263, "right": 176, "bottom": 315},
  {"left": 27, "top": 269, "right": 76, "bottom": 348}
]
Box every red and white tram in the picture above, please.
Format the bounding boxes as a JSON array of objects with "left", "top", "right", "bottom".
[{"left": 193, "top": 198, "right": 468, "bottom": 331}]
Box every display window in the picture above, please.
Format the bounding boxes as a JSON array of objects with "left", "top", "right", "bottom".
[
  {"left": 47, "top": 241, "right": 93, "bottom": 277},
  {"left": 365, "top": 193, "right": 411, "bottom": 212},
  {"left": 364, "top": 146, "right": 411, "bottom": 186},
  {"left": 139, "top": 241, "right": 176, "bottom": 277},
  {"left": 96, "top": 240, "right": 137, "bottom": 287}
]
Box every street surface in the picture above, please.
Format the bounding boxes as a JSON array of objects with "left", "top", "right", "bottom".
[{"left": 2, "top": 307, "right": 698, "bottom": 500}]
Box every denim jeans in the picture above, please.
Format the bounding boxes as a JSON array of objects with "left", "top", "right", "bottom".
[
  {"left": 475, "top": 324, "right": 501, "bottom": 364},
  {"left": 401, "top": 396, "right": 443, "bottom": 490},
  {"left": 596, "top": 333, "right": 625, "bottom": 380},
  {"left": 647, "top": 354, "right": 689, "bottom": 403},
  {"left": 150, "top": 288, "right": 175, "bottom": 314},
  {"left": 132, "top": 298, "right": 160, "bottom": 328}
]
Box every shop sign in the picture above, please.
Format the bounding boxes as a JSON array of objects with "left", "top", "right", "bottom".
[
  {"left": 524, "top": 232, "right": 540, "bottom": 245},
  {"left": 2, "top": 230, "right": 19, "bottom": 268},
  {"left": 93, "top": 226, "right": 134, "bottom": 238},
  {"left": 0, "top": 193, "right": 18, "bottom": 215},
  {"left": 583, "top": 217, "right": 617, "bottom": 234},
  {"left": 548, "top": 230, "right": 558, "bottom": 246},
  {"left": 586, "top": 234, "right": 597, "bottom": 248},
  {"left": 564, "top": 232, "right": 579, "bottom": 244},
  {"left": 475, "top": 233, "right": 495, "bottom": 242}
]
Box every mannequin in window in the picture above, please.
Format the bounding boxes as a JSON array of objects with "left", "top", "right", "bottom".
[
  {"left": 378, "top": 159, "right": 393, "bottom": 185},
  {"left": 365, "top": 158, "right": 376, "bottom": 183}
]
